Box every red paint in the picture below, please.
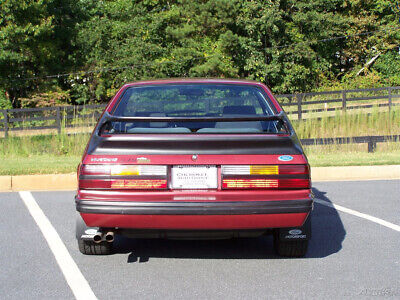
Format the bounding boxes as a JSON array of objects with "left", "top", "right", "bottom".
[
  {"left": 80, "top": 212, "right": 308, "bottom": 229},
  {"left": 76, "top": 79, "right": 312, "bottom": 232},
  {"left": 77, "top": 189, "right": 311, "bottom": 202}
]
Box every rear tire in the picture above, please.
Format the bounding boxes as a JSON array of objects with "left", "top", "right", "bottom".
[
  {"left": 76, "top": 212, "right": 112, "bottom": 255},
  {"left": 78, "top": 239, "right": 112, "bottom": 255},
  {"left": 273, "top": 237, "right": 308, "bottom": 257}
]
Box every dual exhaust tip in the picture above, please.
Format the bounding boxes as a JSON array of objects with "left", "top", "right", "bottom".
[{"left": 92, "top": 231, "right": 114, "bottom": 243}]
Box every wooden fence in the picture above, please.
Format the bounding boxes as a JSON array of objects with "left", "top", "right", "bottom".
[
  {"left": 1, "top": 86, "right": 399, "bottom": 138},
  {"left": 0, "top": 104, "right": 106, "bottom": 138},
  {"left": 300, "top": 135, "right": 400, "bottom": 153},
  {"left": 275, "top": 86, "right": 400, "bottom": 120}
]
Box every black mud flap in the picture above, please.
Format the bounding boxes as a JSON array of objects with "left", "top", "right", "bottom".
[{"left": 277, "top": 213, "right": 312, "bottom": 241}]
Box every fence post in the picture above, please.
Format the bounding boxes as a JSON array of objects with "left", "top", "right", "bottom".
[
  {"left": 388, "top": 87, "right": 392, "bottom": 111},
  {"left": 3, "top": 110, "right": 8, "bottom": 138},
  {"left": 56, "top": 107, "right": 61, "bottom": 134},
  {"left": 296, "top": 94, "right": 302, "bottom": 120},
  {"left": 367, "top": 137, "right": 376, "bottom": 153},
  {"left": 342, "top": 90, "right": 347, "bottom": 111}
]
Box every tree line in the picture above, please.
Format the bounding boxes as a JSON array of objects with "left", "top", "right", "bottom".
[{"left": 0, "top": 0, "right": 399, "bottom": 109}]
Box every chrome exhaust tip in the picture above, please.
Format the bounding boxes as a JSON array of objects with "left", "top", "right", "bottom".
[
  {"left": 105, "top": 231, "right": 114, "bottom": 243},
  {"left": 93, "top": 232, "right": 103, "bottom": 243}
]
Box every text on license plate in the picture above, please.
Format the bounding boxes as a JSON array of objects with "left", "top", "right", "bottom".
[{"left": 171, "top": 165, "right": 218, "bottom": 189}]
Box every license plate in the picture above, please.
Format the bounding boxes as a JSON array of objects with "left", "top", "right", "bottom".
[{"left": 171, "top": 165, "right": 218, "bottom": 189}]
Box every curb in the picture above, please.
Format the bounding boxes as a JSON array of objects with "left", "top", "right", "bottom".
[
  {"left": 0, "top": 173, "right": 77, "bottom": 192},
  {"left": 0, "top": 165, "right": 399, "bottom": 192}
]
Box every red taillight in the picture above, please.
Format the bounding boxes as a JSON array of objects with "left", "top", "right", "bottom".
[
  {"left": 79, "top": 179, "right": 111, "bottom": 189},
  {"left": 222, "top": 165, "right": 309, "bottom": 175},
  {"left": 277, "top": 179, "right": 310, "bottom": 189},
  {"left": 81, "top": 164, "right": 111, "bottom": 176},
  {"left": 79, "top": 164, "right": 167, "bottom": 190},
  {"left": 110, "top": 179, "right": 167, "bottom": 189},
  {"left": 79, "top": 163, "right": 310, "bottom": 190},
  {"left": 221, "top": 178, "right": 309, "bottom": 189},
  {"left": 221, "top": 164, "right": 310, "bottom": 190},
  {"left": 222, "top": 179, "right": 279, "bottom": 189},
  {"left": 279, "top": 165, "right": 309, "bottom": 174}
]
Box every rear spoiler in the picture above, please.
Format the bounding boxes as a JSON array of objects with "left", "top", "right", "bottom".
[
  {"left": 86, "top": 111, "right": 302, "bottom": 155},
  {"left": 96, "top": 111, "right": 292, "bottom": 134}
]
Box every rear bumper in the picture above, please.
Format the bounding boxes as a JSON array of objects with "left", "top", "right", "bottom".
[
  {"left": 80, "top": 212, "right": 309, "bottom": 230},
  {"left": 76, "top": 199, "right": 312, "bottom": 215},
  {"left": 76, "top": 198, "right": 313, "bottom": 230}
]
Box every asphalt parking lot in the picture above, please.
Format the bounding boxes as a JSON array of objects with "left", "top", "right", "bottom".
[{"left": 1, "top": 180, "right": 399, "bottom": 299}]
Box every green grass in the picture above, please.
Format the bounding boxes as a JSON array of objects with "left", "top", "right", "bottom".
[
  {"left": 0, "top": 107, "right": 399, "bottom": 175},
  {"left": 0, "top": 132, "right": 89, "bottom": 175},
  {"left": 303, "top": 140, "right": 400, "bottom": 167},
  {"left": 0, "top": 155, "right": 81, "bottom": 175},
  {"left": 307, "top": 151, "right": 400, "bottom": 167},
  {"left": 0, "top": 133, "right": 91, "bottom": 157}
]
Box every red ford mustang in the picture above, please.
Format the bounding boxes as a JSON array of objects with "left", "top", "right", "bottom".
[{"left": 75, "top": 79, "right": 313, "bottom": 257}]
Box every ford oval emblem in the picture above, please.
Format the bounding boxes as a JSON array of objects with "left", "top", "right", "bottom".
[
  {"left": 278, "top": 155, "right": 293, "bottom": 162},
  {"left": 288, "top": 229, "right": 302, "bottom": 235}
]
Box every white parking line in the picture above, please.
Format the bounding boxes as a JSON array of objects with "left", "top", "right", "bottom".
[
  {"left": 19, "top": 191, "right": 97, "bottom": 300},
  {"left": 315, "top": 199, "right": 400, "bottom": 232}
]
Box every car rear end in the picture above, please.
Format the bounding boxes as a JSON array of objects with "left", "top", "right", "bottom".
[{"left": 75, "top": 80, "right": 313, "bottom": 257}]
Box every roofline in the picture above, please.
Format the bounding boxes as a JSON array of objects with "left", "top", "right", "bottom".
[
  {"left": 105, "top": 78, "right": 282, "bottom": 113},
  {"left": 121, "top": 78, "right": 264, "bottom": 87}
]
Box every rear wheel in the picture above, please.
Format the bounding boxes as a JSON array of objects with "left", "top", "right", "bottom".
[
  {"left": 76, "top": 212, "right": 112, "bottom": 255},
  {"left": 78, "top": 239, "right": 112, "bottom": 255}
]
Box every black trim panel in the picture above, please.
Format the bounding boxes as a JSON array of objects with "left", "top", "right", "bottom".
[
  {"left": 76, "top": 199, "right": 313, "bottom": 215},
  {"left": 89, "top": 134, "right": 303, "bottom": 155}
]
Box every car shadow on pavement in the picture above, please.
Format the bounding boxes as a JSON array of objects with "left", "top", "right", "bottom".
[
  {"left": 307, "top": 187, "right": 346, "bottom": 258},
  {"left": 112, "top": 187, "right": 346, "bottom": 262}
]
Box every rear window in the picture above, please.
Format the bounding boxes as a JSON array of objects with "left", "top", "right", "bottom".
[{"left": 108, "top": 84, "right": 282, "bottom": 134}]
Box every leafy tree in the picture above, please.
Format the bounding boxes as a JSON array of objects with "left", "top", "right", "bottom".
[
  {"left": 75, "top": 0, "right": 354, "bottom": 97},
  {"left": 0, "top": 0, "right": 84, "bottom": 106},
  {"left": 0, "top": 0, "right": 398, "bottom": 106}
]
